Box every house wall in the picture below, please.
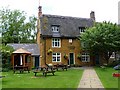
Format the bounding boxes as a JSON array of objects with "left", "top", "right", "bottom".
[{"left": 40, "top": 37, "right": 94, "bottom": 66}]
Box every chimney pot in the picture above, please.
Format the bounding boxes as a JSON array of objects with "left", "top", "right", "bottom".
[
  {"left": 38, "top": 6, "right": 42, "bottom": 17},
  {"left": 90, "top": 11, "right": 95, "bottom": 21}
]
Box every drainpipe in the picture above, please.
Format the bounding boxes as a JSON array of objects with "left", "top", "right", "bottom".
[{"left": 43, "top": 37, "right": 46, "bottom": 65}]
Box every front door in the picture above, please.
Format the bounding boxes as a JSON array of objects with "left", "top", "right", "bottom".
[
  {"left": 69, "top": 53, "right": 74, "bottom": 65},
  {"left": 95, "top": 53, "right": 99, "bottom": 65},
  {"left": 35, "top": 56, "right": 39, "bottom": 68}
]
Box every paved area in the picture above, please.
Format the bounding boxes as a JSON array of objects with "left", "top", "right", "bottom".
[{"left": 78, "top": 67, "right": 105, "bottom": 89}]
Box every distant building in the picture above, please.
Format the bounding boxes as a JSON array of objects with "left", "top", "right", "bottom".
[{"left": 8, "top": 44, "right": 40, "bottom": 68}]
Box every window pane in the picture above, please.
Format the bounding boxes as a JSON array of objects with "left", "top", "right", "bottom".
[
  {"left": 57, "top": 53, "right": 60, "bottom": 56},
  {"left": 57, "top": 57, "right": 60, "bottom": 61},
  {"left": 53, "top": 57, "right": 56, "bottom": 61},
  {"left": 55, "top": 42, "right": 57, "bottom": 46},
  {"left": 52, "top": 26, "right": 59, "bottom": 32}
]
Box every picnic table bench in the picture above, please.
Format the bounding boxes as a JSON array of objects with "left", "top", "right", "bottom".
[
  {"left": 42, "top": 66, "right": 56, "bottom": 77},
  {"left": 53, "top": 64, "right": 68, "bottom": 71},
  {"left": 43, "top": 69, "right": 55, "bottom": 77},
  {"left": 33, "top": 66, "right": 56, "bottom": 77}
]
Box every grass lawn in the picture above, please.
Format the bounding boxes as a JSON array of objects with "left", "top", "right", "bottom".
[
  {"left": 2, "top": 68, "right": 83, "bottom": 88},
  {"left": 95, "top": 67, "right": 119, "bottom": 88},
  {"left": 0, "top": 79, "right": 1, "bottom": 88}
]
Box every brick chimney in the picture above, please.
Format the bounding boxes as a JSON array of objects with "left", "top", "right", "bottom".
[
  {"left": 36, "top": 5, "right": 42, "bottom": 47},
  {"left": 38, "top": 6, "right": 42, "bottom": 17},
  {"left": 90, "top": 11, "right": 95, "bottom": 21}
]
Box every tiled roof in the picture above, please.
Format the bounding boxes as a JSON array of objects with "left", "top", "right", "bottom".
[
  {"left": 40, "top": 14, "right": 94, "bottom": 38},
  {"left": 12, "top": 48, "right": 32, "bottom": 54},
  {"left": 7, "top": 44, "right": 40, "bottom": 56}
]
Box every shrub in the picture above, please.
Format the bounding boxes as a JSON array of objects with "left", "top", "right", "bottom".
[
  {"left": 64, "top": 54, "right": 68, "bottom": 59},
  {"left": 0, "top": 44, "right": 14, "bottom": 71}
]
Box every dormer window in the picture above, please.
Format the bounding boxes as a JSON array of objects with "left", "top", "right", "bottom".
[
  {"left": 79, "top": 27, "right": 85, "bottom": 33},
  {"left": 52, "top": 25, "right": 59, "bottom": 32}
]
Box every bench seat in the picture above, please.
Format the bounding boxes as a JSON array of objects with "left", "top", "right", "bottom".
[{"left": 43, "top": 70, "right": 55, "bottom": 77}]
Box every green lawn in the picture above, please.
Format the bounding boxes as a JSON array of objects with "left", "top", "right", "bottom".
[
  {"left": 0, "top": 72, "right": 2, "bottom": 90},
  {"left": 95, "top": 67, "right": 119, "bottom": 88},
  {"left": 2, "top": 68, "right": 83, "bottom": 88}
]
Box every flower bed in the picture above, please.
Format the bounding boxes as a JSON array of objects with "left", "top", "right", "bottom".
[{"left": 113, "top": 73, "right": 120, "bottom": 77}]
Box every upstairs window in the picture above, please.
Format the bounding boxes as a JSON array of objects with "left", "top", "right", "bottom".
[
  {"left": 79, "top": 27, "right": 85, "bottom": 33},
  {"left": 69, "top": 39, "right": 73, "bottom": 43},
  {"left": 52, "top": 25, "right": 59, "bottom": 32},
  {"left": 52, "top": 38, "right": 61, "bottom": 48}
]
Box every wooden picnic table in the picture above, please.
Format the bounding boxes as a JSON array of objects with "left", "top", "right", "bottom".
[
  {"left": 33, "top": 66, "right": 56, "bottom": 77},
  {"left": 53, "top": 64, "right": 68, "bottom": 71},
  {"left": 13, "top": 66, "right": 30, "bottom": 73}
]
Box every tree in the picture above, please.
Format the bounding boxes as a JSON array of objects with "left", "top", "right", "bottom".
[
  {"left": 80, "top": 21, "right": 120, "bottom": 65},
  {"left": 0, "top": 44, "right": 14, "bottom": 71},
  {"left": 0, "top": 7, "right": 37, "bottom": 44}
]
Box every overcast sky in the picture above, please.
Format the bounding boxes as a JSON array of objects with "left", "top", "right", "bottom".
[{"left": 0, "top": 0, "right": 120, "bottom": 23}]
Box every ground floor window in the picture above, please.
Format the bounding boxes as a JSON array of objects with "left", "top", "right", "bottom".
[
  {"left": 52, "top": 53, "right": 61, "bottom": 62},
  {"left": 81, "top": 52, "right": 90, "bottom": 62}
]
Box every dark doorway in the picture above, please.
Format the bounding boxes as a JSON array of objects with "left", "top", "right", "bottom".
[
  {"left": 14, "top": 54, "right": 20, "bottom": 66},
  {"left": 95, "top": 53, "right": 99, "bottom": 65},
  {"left": 69, "top": 53, "right": 74, "bottom": 65},
  {"left": 35, "top": 56, "right": 39, "bottom": 68}
]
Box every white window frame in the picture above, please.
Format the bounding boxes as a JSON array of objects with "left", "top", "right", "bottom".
[
  {"left": 52, "top": 26, "right": 59, "bottom": 32},
  {"left": 69, "top": 39, "right": 72, "bottom": 43},
  {"left": 79, "top": 28, "right": 85, "bottom": 33},
  {"left": 52, "top": 38, "right": 61, "bottom": 48},
  {"left": 81, "top": 52, "right": 90, "bottom": 62},
  {"left": 52, "top": 52, "right": 61, "bottom": 62}
]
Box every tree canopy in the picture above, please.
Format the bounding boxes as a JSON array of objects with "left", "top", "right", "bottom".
[
  {"left": 80, "top": 21, "right": 120, "bottom": 64},
  {"left": 0, "top": 7, "right": 37, "bottom": 44}
]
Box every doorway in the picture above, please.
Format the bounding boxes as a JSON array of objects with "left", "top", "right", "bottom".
[
  {"left": 35, "top": 56, "right": 39, "bottom": 68},
  {"left": 69, "top": 53, "right": 74, "bottom": 65},
  {"left": 95, "top": 53, "right": 99, "bottom": 65}
]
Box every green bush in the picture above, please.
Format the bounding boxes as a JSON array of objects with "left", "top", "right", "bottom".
[
  {"left": 2, "top": 68, "right": 9, "bottom": 72},
  {"left": 0, "top": 44, "right": 14, "bottom": 72}
]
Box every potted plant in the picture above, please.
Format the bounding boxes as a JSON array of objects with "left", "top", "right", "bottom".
[
  {"left": 64, "top": 54, "right": 68, "bottom": 59},
  {"left": 77, "top": 53, "right": 81, "bottom": 59},
  {"left": 47, "top": 48, "right": 53, "bottom": 55}
]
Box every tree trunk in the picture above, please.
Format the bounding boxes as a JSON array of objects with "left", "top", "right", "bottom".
[{"left": 104, "top": 51, "right": 112, "bottom": 64}]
